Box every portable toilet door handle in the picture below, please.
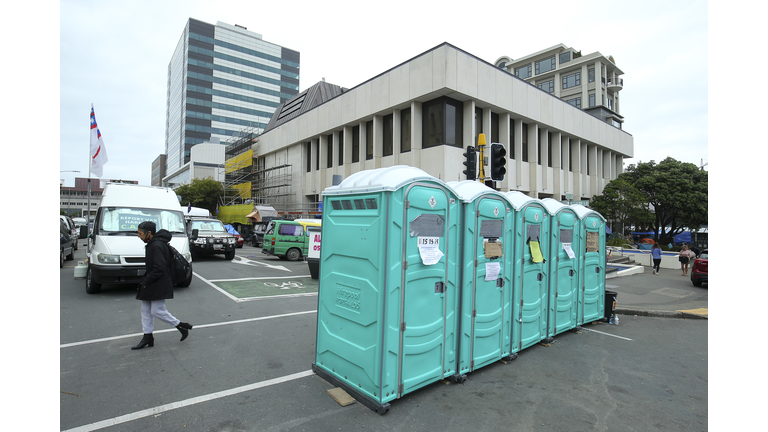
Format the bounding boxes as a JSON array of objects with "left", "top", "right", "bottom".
[{"left": 434, "top": 281, "right": 446, "bottom": 293}]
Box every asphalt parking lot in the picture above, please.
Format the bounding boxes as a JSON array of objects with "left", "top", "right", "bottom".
[{"left": 57, "top": 245, "right": 708, "bottom": 431}]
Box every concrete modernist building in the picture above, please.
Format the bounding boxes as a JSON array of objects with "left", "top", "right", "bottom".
[
  {"left": 164, "top": 18, "right": 300, "bottom": 179},
  {"left": 495, "top": 44, "right": 625, "bottom": 129},
  {"left": 248, "top": 42, "right": 633, "bottom": 213},
  {"left": 163, "top": 142, "right": 226, "bottom": 188}
]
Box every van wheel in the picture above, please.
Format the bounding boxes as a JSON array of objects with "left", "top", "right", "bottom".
[
  {"left": 177, "top": 269, "right": 193, "bottom": 287},
  {"left": 73, "top": 240, "right": 78, "bottom": 251},
  {"left": 225, "top": 250, "right": 235, "bottom": 260},
  {"left": 86, "top": 266, "right": 102, "bottom": 294},
  {"left": 60, "top": 250, "right": 65, "bottom": 268},
  {"left": 286, "top": 248, "right": 301, "bottom": 262},
  {"left": 66, "top": 249, "right": 75, "bottom": 261}
]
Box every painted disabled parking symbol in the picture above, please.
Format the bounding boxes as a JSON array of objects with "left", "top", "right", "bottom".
[{"left": 264, "top": 281, "right": 306, "bottom": 290}]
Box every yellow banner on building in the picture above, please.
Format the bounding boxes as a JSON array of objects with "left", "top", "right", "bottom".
[
  {"left": 225, "top": 149, "right": 253, "bottom": 173},
  {"left": 230, "top": 182, "right": 251, "bottom": 199}
]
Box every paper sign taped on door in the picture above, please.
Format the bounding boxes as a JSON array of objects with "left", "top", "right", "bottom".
[
  {"left": 586, "top": 232, "right": 599, "bottom": 252},
  {"left": 484, "top": 240, "right": 503, "bottom": 258}
]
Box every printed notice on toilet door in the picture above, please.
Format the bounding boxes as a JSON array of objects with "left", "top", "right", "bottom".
[
  {"left": 485, "top": 262, "right": 501, "bottom": 281},
  {"left": 417, "top": 236, "right": 443, "bottom": 265},
  {"left": 562, "top": 243, "right": 576, "bottom": 259}
]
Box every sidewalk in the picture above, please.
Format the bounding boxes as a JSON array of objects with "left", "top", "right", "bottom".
[{"left": 607, "top": 264, "right": 708, "bottom": 319}]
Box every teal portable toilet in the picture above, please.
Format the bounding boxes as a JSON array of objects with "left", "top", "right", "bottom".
[
  {"left": 541, "top": 198, "right": 580, "bottom": 338},
  {"left": 447, "top": 180, "right": 515, "bottom": 375},
  {"left": 312, "top": 166, "right": 462, "bottom": 414},
  {"left": 503, "top": 191, "right": 549, "bottom": 352},
  {"left": 571, "top": 204, "right": 606, "bottom": 325}
]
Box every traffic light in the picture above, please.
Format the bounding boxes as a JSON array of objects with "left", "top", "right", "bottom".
[
  {"left": 489, "top": 143, "right": 507, "bottom": 181},
  {"left": 463, "top": 146, "right": 477, "bottom": 180}
]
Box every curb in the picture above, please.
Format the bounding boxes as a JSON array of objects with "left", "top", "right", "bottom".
[{"left": 616, "top": 308, "right": 708, "bottom": 320}]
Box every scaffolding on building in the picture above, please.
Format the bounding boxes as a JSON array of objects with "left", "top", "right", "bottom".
[{"left": 220, "top": 124, "right": 320, "bottom": 219}]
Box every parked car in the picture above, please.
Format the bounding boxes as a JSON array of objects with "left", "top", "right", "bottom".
[
  {"left": 223, "top": 224, "right": 244, "bottom": 248},
  {"left": 60, "top": 219, "right": 74, "bottom": 268},
  {"left": 690, "top": 250, "right": 708, "bottom": 287},
  {"left": 60, "top": 215, "right": 79, "bottom": 250},
  {"left": 188, "top": 218, "right": 237, "bottom": 260}
]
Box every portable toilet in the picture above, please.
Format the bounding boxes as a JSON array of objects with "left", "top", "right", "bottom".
[
  {"left": 503, "top": 191, "right": 549, "bottom": 352},
  {"left": 312, "top": 165, "right": 462, "bottom": 414},
  {"left": 447, "top": 180, "right": 515, "bottom": 375},
  {"left": 541, "top": 198, "right": 580, "bottom": 338},
  {"left": 571, "top": 204, "right": 606, "bottom": 325}
]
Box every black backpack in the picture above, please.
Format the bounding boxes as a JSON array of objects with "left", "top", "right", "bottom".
[{"left": 167, "top": 243, "right": 192, "bottom": 285}]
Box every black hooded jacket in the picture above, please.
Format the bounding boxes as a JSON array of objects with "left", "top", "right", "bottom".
[{"left": 137, "top": 229, "right": 174, "bottom": 301}]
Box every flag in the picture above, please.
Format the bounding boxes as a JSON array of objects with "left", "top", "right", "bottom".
[
  {"left": 187, "top": 202, "right": 191, "bottom": 213},
  {"left": 90, "top": 105, "right": 108, "bottom": 177}
]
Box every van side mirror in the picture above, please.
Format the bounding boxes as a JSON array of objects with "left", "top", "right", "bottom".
[{"left": 191, "top": 229, "right": 199, "bottom": 239}]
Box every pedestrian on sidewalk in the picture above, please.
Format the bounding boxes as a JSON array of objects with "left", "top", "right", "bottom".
[
  {"left": 678, "top": 245, "right": 694, "bottom": 276},
  {"left": 651, "top": 243, "right": 662, "bottom": 275},
  {"left": 132, "top": 221, "right": 193, "bottom": 350}
]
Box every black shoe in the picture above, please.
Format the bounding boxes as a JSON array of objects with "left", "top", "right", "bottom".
[
  {"left": 176, "top": 324, "right": 190, "bottom": 341},
  {"left": 131, "top": 334, "right": 154, "bottom": 350},
  {"left": 178, "top": 322, "right": 193, "bottom": 330}
]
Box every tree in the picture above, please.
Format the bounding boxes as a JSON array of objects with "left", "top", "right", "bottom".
[
  {"left": 174, "top": 177, "right": 223, "bottom": 216},
  {"left": 610, "top": 157, "right": 707, "bottom": 244},
  {"left": 589, "top": 178, "right": 653, "bottom": 237}
]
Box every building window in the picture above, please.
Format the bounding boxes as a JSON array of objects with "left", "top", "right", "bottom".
[
  {"left": 383, "top": 114, "right": 393, "bottom": 157},
  {"left": 536, "top": 56, "right": 556, "bottom": 75},
  {"left": 562, "top": 72, "right": 581, "bottom": 90},
  {"left": 566, "top": 97, "right": 582, "bottom": 109},
  {"left": 559, "top": 52, "right": 571, "bottom": 65},
  {"left": 607, "top": 97, "right": 613, "bottom": 110},
  {"left": 352, "top": 125, "right": 360, "bottom": 163},
  {"left": 422, "top": 96, "right": 463, "bottom": 149},
  {"left": 589, "top": 93, "right": 596, "bottom": 107},
  {"left": 315, "top": 141, "right": 319, "bottom": 170},
  {"left": 491, "top": 112, "right": 499, "bottom": 144},
  {"left": 509, "top": 119, "right": 515, "bottom": 160},
  {"left": 588, "top": 68, "right": 595, "bottom": 83},
  {"left": 515, "top": 64, "right": 532, "bottom": 79},
  {"left": 365, "top": 120, "right": 373, "bottom": 160},
  {"left": 475, "top": 107, "right": 483, "bottom": 145},
  {"left": 521, "top": 123, "right": 529, "bottom": 162},
  {"left": 338, "top": 130, "right": 344, "bottom": 166},
  {"left": 548, "top": 132, "right": 552, "bottom": 168},
  {"left": 305, "top": 142, "right": 311, "bottom": 173},
  {"left": 401, "top": 108, "right": 411, "bottom": 153},
  {"left": 537, "top": 79, "right": 554, "bottom": 93},
  {"left": 326, "top": 134, "right": 333, "bottom": 168}
]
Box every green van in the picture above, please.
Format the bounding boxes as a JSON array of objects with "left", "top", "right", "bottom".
[{"left": 261, "top": 219, "right": 321, "bottom": 261}]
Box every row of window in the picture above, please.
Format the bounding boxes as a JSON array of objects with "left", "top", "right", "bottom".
[
  {"left": 302, "top": 96, "right": 605, "bottom": 174},
  {"left": 329, "top": 198, "right": 378, "bottom": 211},
  {"left": 187, "top": 71, "right": 295, "bottom": 101},
  {"left": 188, "top": 43, "right": 299, "bottom": 83},
  {"left": 189, "top": 31, "right": 300, "bottom": 70},
  {"left": 186, "top": 109, "right": 267, "bottom": 130},
  {"left": 187, "top": 84, "right": 281, "bottom": 109},
  {"left": 186, "top": 97, "right": 273, "bottom": 120}
]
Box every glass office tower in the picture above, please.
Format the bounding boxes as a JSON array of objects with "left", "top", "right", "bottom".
[{"left": 164, "top": 18, "right": 300, "bottom": 175}]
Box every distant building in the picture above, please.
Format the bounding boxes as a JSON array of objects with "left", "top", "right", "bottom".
[
  {"left": 223, "top": 42, "right": 633, "bottom": 217},
  {"left": 163, "top": 18, "right": 300, "bottom": 186},
  {"left": 163, "top": 142, "right": 225, "bottom": 188},
  {"left": 495, "top": 44, "right": 626, "bottom": 129},
  {"left": 60, "top": 178, "right": 138, "bottom": 217},
  {"left": 151, "top": 154, "right": 166, "bottom": 187}
]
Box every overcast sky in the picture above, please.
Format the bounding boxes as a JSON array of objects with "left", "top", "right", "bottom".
[{"left": 53, "top": 0, "right": 711, "bottom": 187}]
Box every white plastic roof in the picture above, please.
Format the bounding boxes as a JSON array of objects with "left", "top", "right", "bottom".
[
  {"left": 322, "top": 165, "right": 439, "bottom": 196},
  {"left": 571, "top": 204, "right": 606, "bottom": 221},
  {"left": 541, "top": 198, "right": 569, "bottom": 215},
  {"left": 446, "top": 180, "right": 505, "bottom": 203},
  {"left": 503, "top": 191, "right": 541, "bottom": 210}
]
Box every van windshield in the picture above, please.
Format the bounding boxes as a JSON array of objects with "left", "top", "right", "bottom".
[{"left": 99, "top": 207, "right": 186, "bottom": 234}]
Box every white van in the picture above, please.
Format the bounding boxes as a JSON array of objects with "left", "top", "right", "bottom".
[{"left": 85, "top": 183, "right": 192, "bottom": 294}]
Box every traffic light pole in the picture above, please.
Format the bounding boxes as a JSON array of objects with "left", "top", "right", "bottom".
[{"left": 478, "top": 133, "right": 486, "bottom": 182}]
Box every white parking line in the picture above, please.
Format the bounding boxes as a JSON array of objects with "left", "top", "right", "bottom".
[
  {"left": 583, "top": 328, "right": 633, "bottom": 341},
  {"left": 60, "top": 310, "right": 317, "bottom": 349},
  {"left": 62, "top": 370, "right": 315, "bottom": 432}
]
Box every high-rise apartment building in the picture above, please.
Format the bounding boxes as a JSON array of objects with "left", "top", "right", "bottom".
[
  {"left": 164, "top": 18, "right": 300, "bottom": 185},
  {"left": 495, "top": 44, "right": 625, "bottom": 130}
]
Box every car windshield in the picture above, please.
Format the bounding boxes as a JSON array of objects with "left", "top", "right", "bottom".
[
  {"left": 699, "top": 252, "right": 708, "bottom": 259},
  {"left": 191, "top": 220, "right": 227, "bottom": 233},
  {"left": 99, "top": 207, "right": 186, "bottom": 234}
]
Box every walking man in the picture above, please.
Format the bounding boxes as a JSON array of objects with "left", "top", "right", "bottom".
[{"left": 132, "top": 221, "right": 193, "bottom": 350}]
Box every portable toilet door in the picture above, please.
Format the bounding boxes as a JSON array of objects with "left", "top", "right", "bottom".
[
  {"left": 448, "top": 181, "right": 514, "bottom": 375},
  {"left": 503, "top": 192, "right": 549, "bottom": 352},
  {"left": 313, "top": 166, "right": 461, "bottom": 414},
  {"left": 572, "top": 204, "right": 607, "bottom": 325},
  {"left": 541, "top": 198, "right": 580, "bottom": 338},
  {"left": 398, "top": 178, "right": 462, "bottom": 397}
]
